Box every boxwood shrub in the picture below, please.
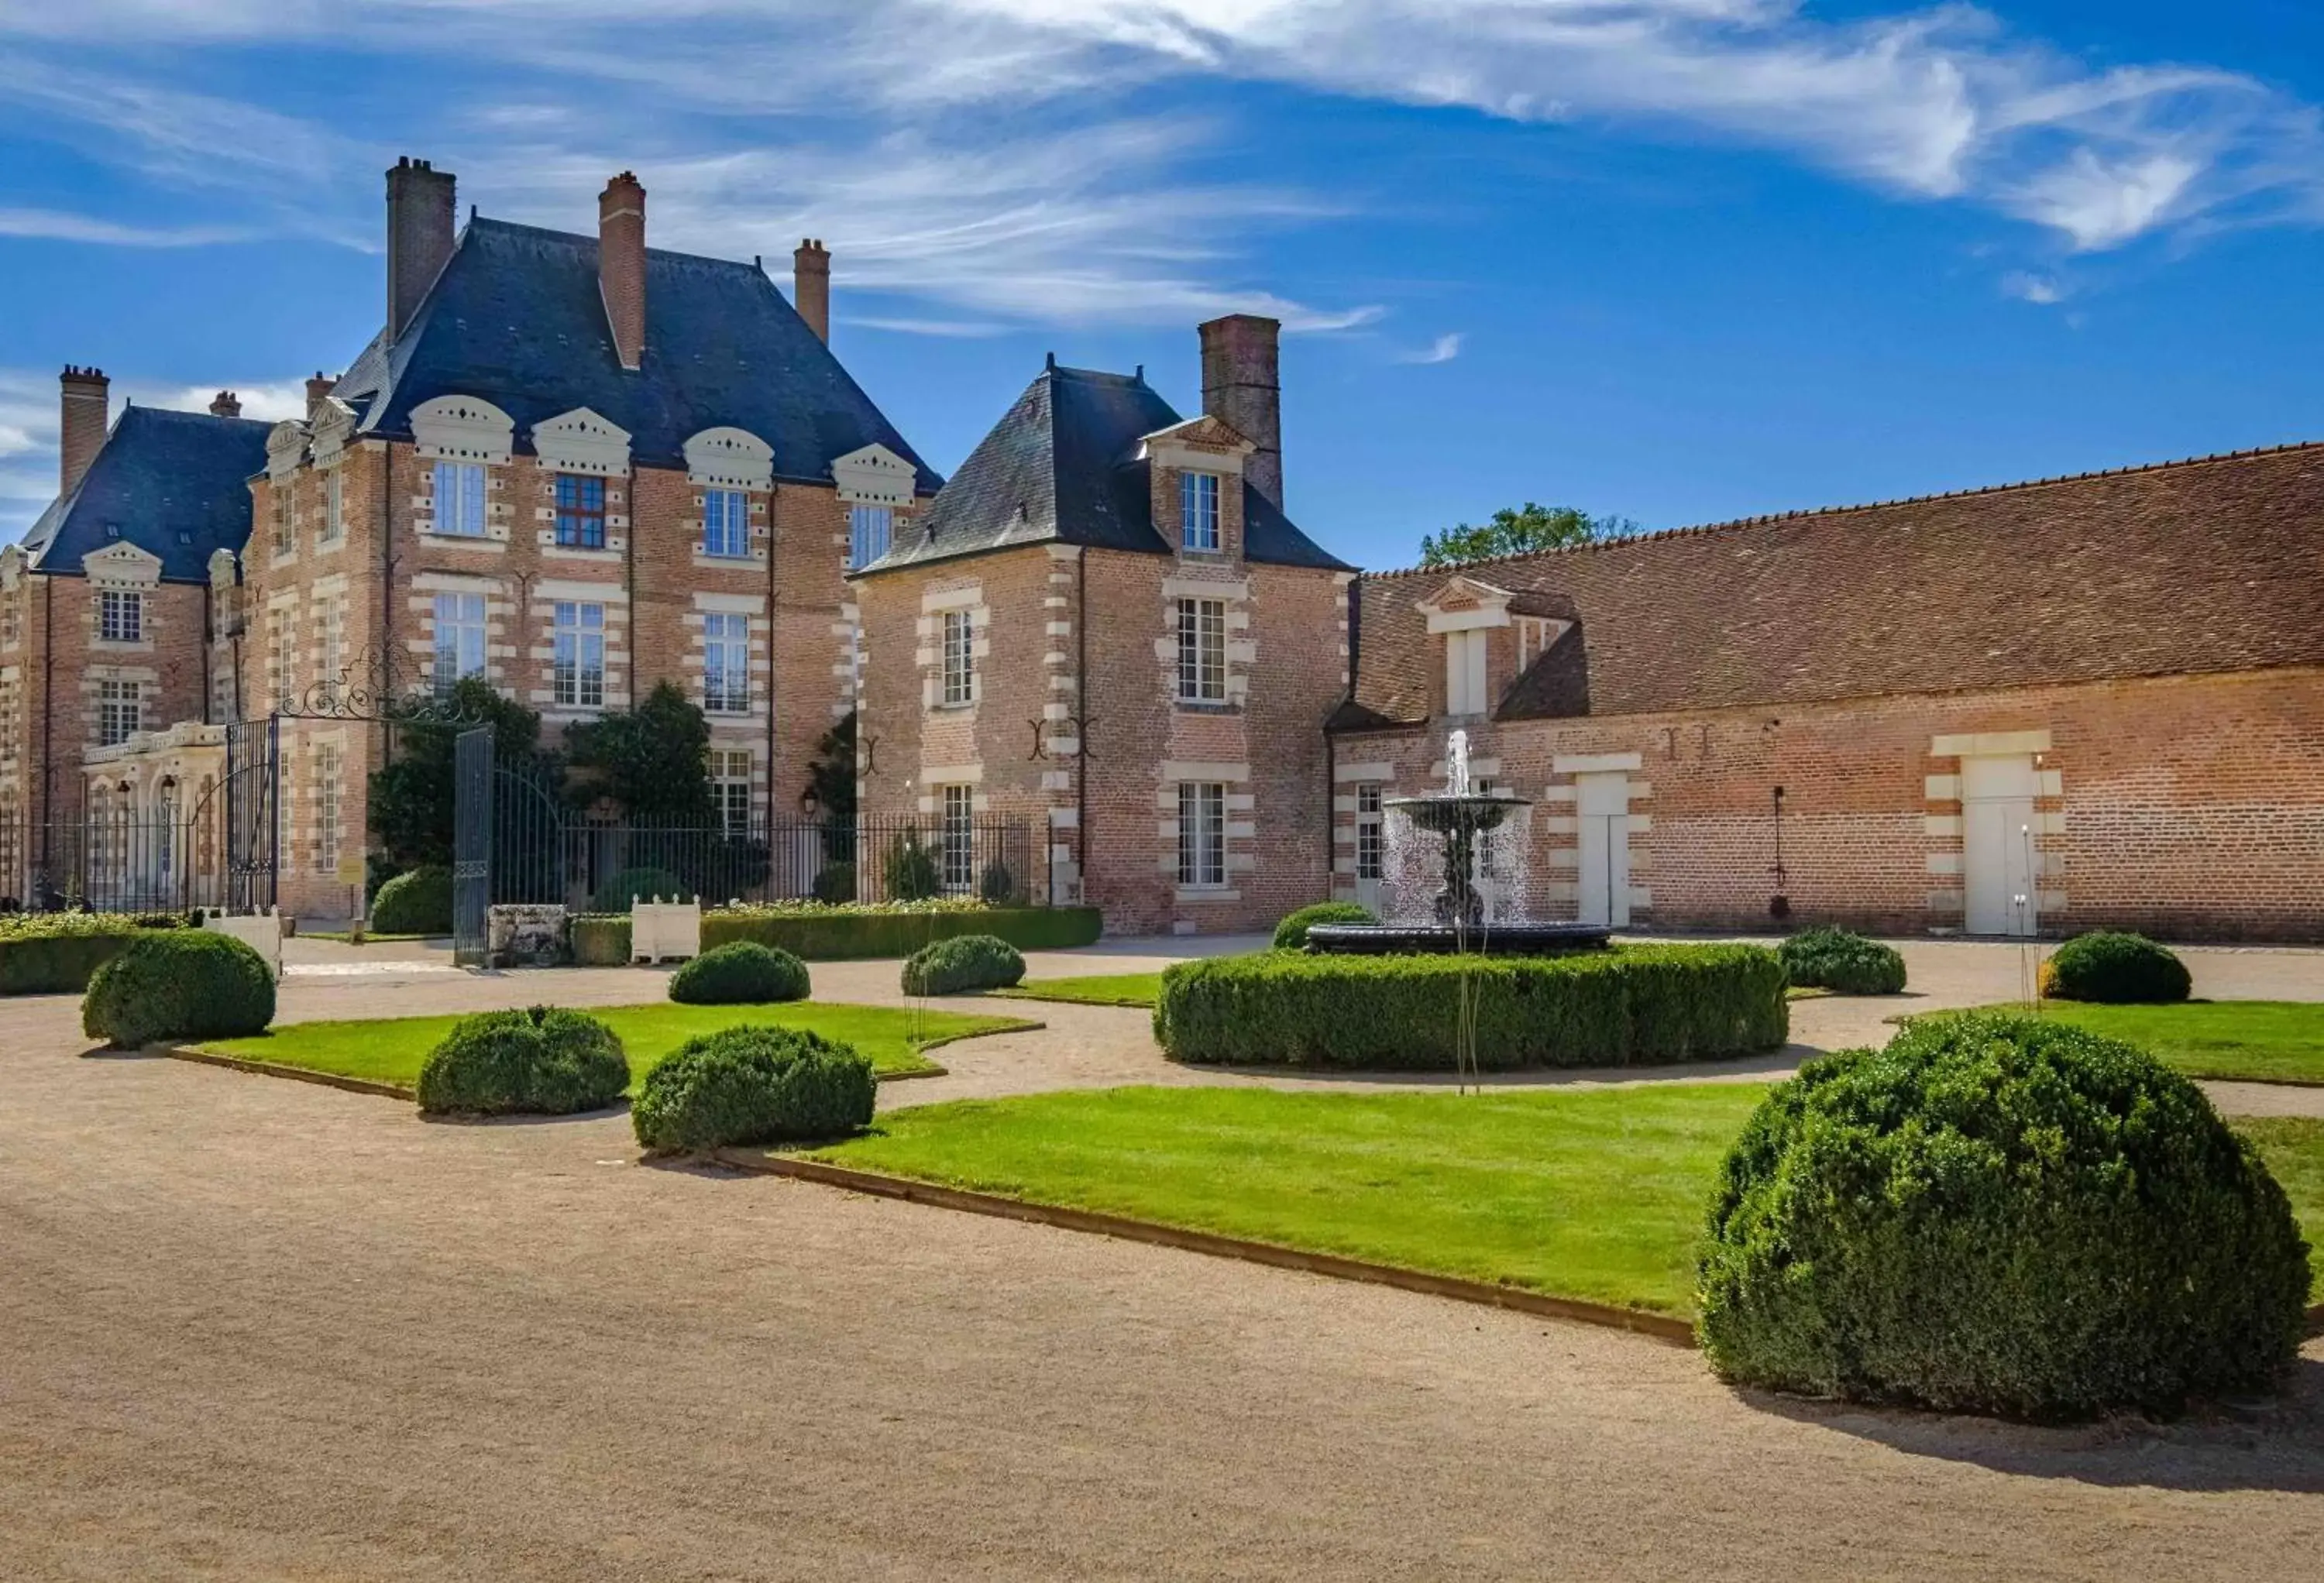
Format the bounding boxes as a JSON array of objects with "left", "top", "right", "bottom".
[
  {"left": 1778, "top": 926, "right": 1907, "bottom": 995},
  {"left": 415, "top": 1006, "right": 629, "bottom": 1116},
  {"left": 2042, "top": 931, "right": 2192, "bottom": 1004},
  {"left": 631, "top": 1025, "right": 875, "bottom": 1152},
  {"left": 702, "top": 903, "right": 1100, "bottom": 960},
  {"left": 1270, "top": 901, "right": 1377, "bottom": 952},
  {"left": 1153, "top": 943, "right": 1786, "bottom": 1069},
  {"left": 669, "top": 941, "right": 811, "bottom": 1004},
  {"left": 81, "top": 931, "right": 275, "bottom": 1049},
  {"left": 1699, "top": 1013, "right": 2309, "bottom": 1419},
  {"left": 370, "top": 867, "right": 453, "bottom": 935},
  {"left": 589, "top": 867, "right": 688, "bottom": 914},
  {"left": 569, "top": 914, "right": 631, "bottom": 966},
  {"left": 901, "top": 933, "right": 1025, "bottom": 995}
]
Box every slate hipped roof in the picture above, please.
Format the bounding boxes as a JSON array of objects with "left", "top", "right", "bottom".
[
  {"left": 1339, "top": 441, "right": 2324, "bottom": 730},
  {"left": 19, "top": 405, "right": 273, "bottom": 582},
  {"left": 854, "top": 362, "right": 1349, "bottom": 574},
  {"left": 334, "top": 217, "right": 940, "bottom": 490}
]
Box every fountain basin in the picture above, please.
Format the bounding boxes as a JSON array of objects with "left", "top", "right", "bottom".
[{"left": 1305, "top": 922, "right": 1613, "bottom": 956}]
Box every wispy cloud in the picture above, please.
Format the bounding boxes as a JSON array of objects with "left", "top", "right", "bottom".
[
  {"left": 2000, "top": 270, "right": 2066, "bottom": 306},
  {"left": 1396, "top": 331, "right": 1463, "bottom": 364},
  {"left": 0, "top": 207, "right": 251, "bottom": 246}
]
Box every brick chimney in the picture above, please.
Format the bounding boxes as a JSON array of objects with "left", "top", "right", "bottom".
[
  {"left": 385, "top": 156, "right": 457, "bottom": 342},
  {"left": 1198, "top": 314, "right": 1283, "bottom": 510},
  {"left": 304, "top": 373, "right": 336, "bottom": 420},
  {"left": 208, "top": 390, "right": 242, "bottom": 418},
  {"left": 58, "top": 366, "right": 109, "bottom": 496},
  {"left": 793, "top": 239, "right": 830, "bottom": 343},
  {"left": 599, "top": 171, "right": 648, "bottom": 371}
]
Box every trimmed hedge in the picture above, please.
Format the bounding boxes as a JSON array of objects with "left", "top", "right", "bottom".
[
  {"left": 1779, "top": 926, "right": 1907, "bottom": 996},
  {"left": 570, "top": 914, "right": 631, "bottom": 966},
  {"left": 702, "top": 905, "right": 1101, "bottom": 961},
  {"left": 901, "top": 934, "right": 1025, "bottom": 996},
  {"left": 0, "top": 921, "right": 153, "bottom": 995},
  {"left": 370, "top": 867, "right": 453, "bottom": 935},
  {"left": 2043, "top": 931, "right": 2192, "bottom": 1004},
  {"left": 81, "top": 931, "right": 276, "bottom": 1049},
  {"left": 590, "top": 867, "right": 688, "bottom": 914},
  {"left": 1271, "top": 901, "right": 1377, "bottom": 952},
  {"left": 415, "top": 1006, "right": 629, "bottom": 1117},
  {"left": 669, "top": 941, "right": 811, "bottom": 1004},
  {"left": 631, "top": 1025, "right": 875, "bottom": 1152},
  {"left": 1699, "top": 1013, "right": 2309, "bottom": 1418},
  {"left": 1153, "top": 944, "right": 1787, "bottom": 1069}
]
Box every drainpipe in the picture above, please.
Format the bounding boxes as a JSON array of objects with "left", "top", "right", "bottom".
[
  {"left": 38, "top": 574, "right": 53, "bottom": 875},
  {"left": 1075, "top": 549, "right": 1088, "bottom": 907},
  {"left": 765, "top": 484, "right": 779, "bottom": 833}
]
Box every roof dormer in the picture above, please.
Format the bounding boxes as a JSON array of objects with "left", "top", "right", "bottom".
[
  {"left": 831, "top": 442, "right": 916, "bottom": 506},
  {"left": 531, "top": 407, "right": 632, "bottom": 476}
]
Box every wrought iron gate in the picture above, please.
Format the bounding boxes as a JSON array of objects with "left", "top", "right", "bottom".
[
  {"left": 452, "top": 726, "right": 493, "bottom": 966},
  {"left": 222, "top": 716, "right": 280, "bottom": 915}
]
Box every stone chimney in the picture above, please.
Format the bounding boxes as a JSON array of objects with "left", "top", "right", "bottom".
[
  {"left": 208, "top": 390, "right": 242, "bottom": 418},
  {"left": 599, "top": 171, "right": 648, "bottom": 370},
  {"left": 793, "top": 239, "right": 830, "bottom": 343},
  {"left": 58, "top": 366, "right": 109, "bottom": 496},
  {"left": 304, "top": 373, "right": 336, "bottom": 420},
  {"left": 385, "top": 156, "right": 457, "bottom": 342},
  {"left": 1198, "top": 314, "right": 1283, "bottom": 510}
]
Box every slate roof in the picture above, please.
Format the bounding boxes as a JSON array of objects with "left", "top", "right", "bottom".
[
  {"left": 1339, "top": 441, "right": 2324, "bottom": 730},
  {"left": 855, "top": 362, "right": 1349, "bottom": 574},
  {"left": 19, "top": 405, "right": 273, "bottom": 582},
  {"left": 334, "top": 217, "right": 939, "bottom": 491}
]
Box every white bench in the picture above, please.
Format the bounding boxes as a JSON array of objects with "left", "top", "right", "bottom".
[{"left": 631, "top": 897, "right": 703, "bottom": 964}]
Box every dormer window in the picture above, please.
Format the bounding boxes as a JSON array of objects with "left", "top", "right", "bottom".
[
  {"left": 849, "top": 505, "right": 892, "bottom": 569},
  {"left": 99, "top": 590, "right": 143, "bottom": 644},
  {"left": 555, "top": 474, "right": 606, "bottom": 548},
  {"left": 1446, "top": 628, "right": 1488, "bottom": 716},
  {"left": 1180, "top": 471, "right": 1220, "bottom": 552},
  {"left": 432, "top": 461, "right": 487, "bottom": 537},
  {"left": 703, "top": 488, "right": 748, "bottom": 558}
]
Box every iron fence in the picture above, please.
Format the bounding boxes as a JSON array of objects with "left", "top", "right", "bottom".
[{"left": 0, "top": 812, "right": 233, "bottom": 915}]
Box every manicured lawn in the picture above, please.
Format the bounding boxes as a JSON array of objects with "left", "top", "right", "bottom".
[
  {"left": 198, "top": 1002, "right": 1033, "bottom": 1093},
  {"left": 1944, "top": 1001, "right": 2324, "bottom": 1086},
  {"left": 992, "top": 971, "right": 1167, "bottom": 1008},
  {"left": 813, "top": 1083, "right": 1771, "bottom": 1317},
  {"left": 2240, "top": 1118, "right": 2324, "bottom": 1300}
]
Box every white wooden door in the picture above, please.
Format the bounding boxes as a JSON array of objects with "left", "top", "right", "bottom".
[
  {"left": 1961, "top": 754, "right": 2038, "bottom": 936},
  {"left": 1575, "top": 771, "right": 1630, "bottom": 928}
]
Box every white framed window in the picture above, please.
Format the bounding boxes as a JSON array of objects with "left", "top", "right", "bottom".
[
  {"left": 268, "top": 606, "right": 296, "bottom": 709},
  {"left": 1177, "top": 781, "right": 1226, "bottom": 888},
  {"left": 98, "top": 590, "right": 142, "bottom": 644},
  {"left": 711, "top": 748, "right": 753, "bottom": 834},
  {"left": 318, "top": 599, "right": 345, "bottom": 698},
  {"left": 940, "top": 784, "right": 975, "bottom": 893},
  {"left": 270, "top": 490, "right": 294, "bottom": 557},
  {"left": 322, "top": 469, "right": 345, "bottom": 543},
  {"left": 1180, "top": 471, "right": 1220, "bottom": 552},
  {"left": 553, "top": 602, "right": 605, "bottom": 709},
  {"left": 431, "top": 461, "right": 488, "bottom": 537},
  {"left": 1175, "top": 597, "right": 1226, "bottom": 703},
  {"left": 431, "top": 593, "right": 486, "bottom": 695},
  {"left": 1446, "top": 628, "right": 1488, "bottom": 716},
  {"left": 1516, "top": 616, "right": 1552, "bottom": 670},
  {"left": 1356, "top": 783, "right": 1384, "bottom": 881},
  {"left": 314, "top": 742, "right": 342, "bottom": 870},
  {"left": 940, "top": 608, "right": 974, "bottom": 707},
  {"left": 703, "top": 613, "right": 751, "bottom": 713},
  {"left": 98, "top": 679, "right": 140, "bottom": 747},
  {"left": 702, "top": 489, "right": 749, "bottom": 558},
  {"left": 848, "top": 505, "right": 893, "bottom": 569}
]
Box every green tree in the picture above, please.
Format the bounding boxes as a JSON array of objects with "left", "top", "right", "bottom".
[
  {"left": 564, "top": 680, "right": 716, "bottom": 826},
  {"left": 1417, "top": 502, "right": 1637, "bottom": 568},
  {"left": 367, "top": 679, "right": 559, "bottom": 868},
  {"left": 804, "top": 710, "right": 857, "bottom": 825}
]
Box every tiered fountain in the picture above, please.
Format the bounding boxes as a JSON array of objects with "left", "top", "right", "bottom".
[{"left": 1307, "top": 730, "right": 1611, "bottom": 956}]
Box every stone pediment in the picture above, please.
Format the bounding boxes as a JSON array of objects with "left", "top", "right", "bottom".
[
  {"left": 410, "top": 394, "right": 515, "bottom": 465},
  {"left": 830, "top": 442, "right": 916, "bottom": 506},
  {"left": 1138, "top": 413, "right": 1255, "bottom": 459},
  {"left": 531, "top": 407, "right": 632, "bottom": 476},
  {"left": 81, "top": 541, "right": 164, "bottom": 586},
  {"left": 685, "top": 426, "right": 775, "bottom": 490},
  {"left": 1415, "top": 575, "right": 1514, "bottom": 630}
]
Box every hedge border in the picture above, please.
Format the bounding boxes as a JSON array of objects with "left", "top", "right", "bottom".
[
  {"left": 0, "top": 930, "right": 150, "bottom": 995},
  {"left": 574, "top": 905, "right": 1100, "bottom": 965}
]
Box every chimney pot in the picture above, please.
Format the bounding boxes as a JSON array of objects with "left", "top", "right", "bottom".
[
  {"left": 57, "top": 365, "right": 111, "bottom": 497},
  {"left": 385, "top": 155, "right": 457, "bottom": 342},
  {"left": 208, "top": 390, "right": 242, "bottom": 418},
  {"left": 793, "top": 238, "right": 831, "bottom": 344},
  {"left": 600, "top": 171, "right": 648, "bottom": 370},
  {"left": 305, "top": 373, "right": 336, "bottom": 420},
  {"left": 1198, "top": 314, "right": 1284, "bottom": 510}
]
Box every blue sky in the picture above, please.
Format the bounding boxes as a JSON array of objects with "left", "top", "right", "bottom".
[{"left": 2, "top": 2, "right": 2320, "bottom": 572}]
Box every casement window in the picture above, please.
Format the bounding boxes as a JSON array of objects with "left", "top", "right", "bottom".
[
  {"left": 940, "top": 608, "right": 975, "bottom": 707},
  {"left": 703, "top": 613, "right": 751, "bottom": 713},
  {"left": 432, "top": 462, "right": 487, "bottom": 537},
  {"left": 97, "top": 679, "right": 140, "bottom": 747},
  {"left": 1175, "top": 597, "right": 1226, "bottom": 703},
  {"left": 431, "top": 593, "right": 486, "bottom": 695},
  {"left": 1356, "top": 783, "right": 1384, "bottom": 881},
  {"left": 314, "top": 743, "right": 342, "bottom": 870},
  {"left": 552, "top": 601, "right": 606, "bottom": 709},
  {"left": 848, "top": 505, "right": 893, "bottom": 570},
  {"left": 1177, "top": 781, "right": 1227, "bottom": 888},
  {"left": 98, "top": 590, "right": 142, "bottom": 644},
  {"left": 271, "top": 491, "right": 294, "bottom": 556},
  {"left": 1, "top": 596, "right": 17, "bottom": 647},
  {"left": 1445, "top": 628, "right": 1488, "bottom": 716},
  {"left": 267, "top": 606, "right": 296, "bottom": 708},
  {"left": 317, "top": 600, "right": 345, "bottom": 697},
  {"left": 1180, "top": 471, "right": 1220, "bottom": 552},
  {"left": 555, "top": 474, "right": 607, "bottom": 548},
  {"left": 939, "top": 784, "right": 976, "bottom": 894},
  {"left": 711, "top": 749, "right": 754, "bottom": 835},
  {"left": 322, "top": 469, "right": 345, "bottom": 543},
  {"left": 702, "top": 488, "right": 749, "bottom": 558},
  {"left": 1516, "top": 616, "right": 1551, "bottom": 671}
]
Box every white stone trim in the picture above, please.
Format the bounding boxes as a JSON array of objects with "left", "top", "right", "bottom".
[
  {"left": 682, "top": 426, "right": 775, "bottom": 489},
  {"left": 920, "top": 584, "right": 983, "bottom": 613},
  {"left": 265, "top": 419, "right": 309, "bottom": 481},
  {"left": 410, "top": 394, "right": 515, "bottom": 464},
  {"left": 919, "top": 763, "right": 983, "bottom": 785},
  {"left": 413, "top": 572, "right": 501, "bottom": 594},
  {"left": 1333, "top": 760, "right": 1394, "bottom": 784},
  {"left": 80, "top": 542, "right": 163, "bottom": 587},
  {"left": 1552, "top": 752, "right": 1643, "bottom": 774},
  {"left": 692, "top": 591, "right": 766, "bottom": 615},
  {"left": 1160, "top": 761, "right": 1250, "bottom": 783},
  {"left": 535, "top": 579, "right": 630, "bottom": 604},
  {"left": 830, "top": 442, "right": 917, "bottom": 506},
  {"left": 1931, "top": 729, "right": 2051, "bottom": 757}
]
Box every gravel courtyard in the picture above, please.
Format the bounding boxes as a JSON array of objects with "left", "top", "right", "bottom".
[{"left": 3, "top": 932, "right": 2322, "bottom": 1579}]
